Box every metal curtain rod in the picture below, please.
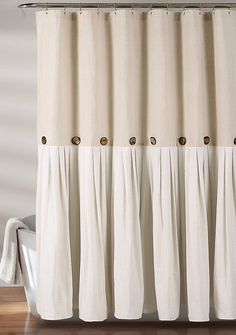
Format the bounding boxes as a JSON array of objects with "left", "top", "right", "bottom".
[{"left": 17, "top": 2, "right": 236, "bottom": 9}]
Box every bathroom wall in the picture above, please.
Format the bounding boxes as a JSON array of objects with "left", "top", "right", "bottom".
[
  {"left": 0, "top": 0, "right": 230, "bottom": 285},
  {"left": 0, "top": 0, "right": 37, "bottom": 285}
]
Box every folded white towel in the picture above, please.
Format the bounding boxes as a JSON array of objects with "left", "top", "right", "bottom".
[{"left": 0, "top": 217, "right": 28, "bottom": 284}]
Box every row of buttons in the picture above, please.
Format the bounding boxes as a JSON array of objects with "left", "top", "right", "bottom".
[{"left": 41, "top": 136, "right": 214, "bottom": 145}]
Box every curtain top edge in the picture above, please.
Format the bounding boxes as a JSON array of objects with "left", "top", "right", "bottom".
[{"left": 35, "top": 7, "right": 236, "bottom": 18}]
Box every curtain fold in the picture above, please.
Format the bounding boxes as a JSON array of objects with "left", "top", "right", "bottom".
[
  {"left": 78, "top": 147, "right": 111, "bottom": 321},
  {"left": 36, "top": 9, "right": 236, "bottom": 321},
  {"left": 36, "top": 147, "right": 73, "bottom": 319},
  {"left": 112, "top": 147, "right": 144, "bottom": 319},
  {"left": 185, "top": 147, "right": 211, "bottom": 321},
  {"left": 214, "top": 147, "right": 236, "bottom": 319},
  {"left": 148, "top": 147, "right": 180, "bottom": 320}
]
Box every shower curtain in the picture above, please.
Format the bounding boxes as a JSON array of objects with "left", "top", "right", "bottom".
[{"left": 36, "top": 8, "right": 236, "bottom": 322}]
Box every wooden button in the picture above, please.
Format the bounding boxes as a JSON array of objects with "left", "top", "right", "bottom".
[
  {"left": 204, "top": 136, "right": 210, "bottom": 145},
  {"left": 41, "top": 136, "right": 47, "bottom": 145},
  {"left": 100, "top": 137, "right": 108, "bottom": 145},
  {"left": 71, "top": 136, "right": 81, "bottom": 145},
  {"left": 129, "top": 137, "right": 136, "bottom": 145},
  {"left": 150, "top": 137, "right": 156, "bottom": 145},
  {"left": 178, "top": 137, "right": 186, "bottom": 145}
]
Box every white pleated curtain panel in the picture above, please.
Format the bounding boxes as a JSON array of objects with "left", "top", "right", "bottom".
[{"left": 36, "top": 9, "right": 236, "bottom": 322}]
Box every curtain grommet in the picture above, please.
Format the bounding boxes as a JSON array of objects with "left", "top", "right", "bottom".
[
  {"left": 71, "top": 136, "right": 81, "bottom": 145},
  {"left": 204, "top": 136, "right": 210, "bottom": 145},
  {"left": 100, "top": 137, "right": 108, "bottom": 145},
  {"left": 178, "top": 136, "right": 186, "bottom": 145},
  {"left": 129, "top": 137, "right": 136, "bottom": 145},
  {"left": 234, "top": 138, "right": 236, "bottom": 145},
  {"left": 150, "top": 136, "right": 156, "bottom": 145},
  {"left": 41, "top": 136, "right": 47, "bottom": 145}
]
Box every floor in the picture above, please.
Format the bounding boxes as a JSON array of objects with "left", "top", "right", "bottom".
[{"left": 0, "top": 288, "right": 236, "bottom": 335}]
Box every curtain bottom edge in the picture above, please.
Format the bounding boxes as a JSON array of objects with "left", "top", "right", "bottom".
[{"left": 37, "top": 310, "right": 236, "bottom": 322}]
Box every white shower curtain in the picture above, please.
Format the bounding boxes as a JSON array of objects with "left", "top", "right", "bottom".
[{"left": 36, "top": 8, "right": 236, "bottom": 322}]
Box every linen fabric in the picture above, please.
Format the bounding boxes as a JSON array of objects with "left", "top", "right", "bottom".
[
  {"left": 36, "top": 9, "right": 236, "bottom": 147},
  {"left": 36, "top": 9, "right": 236, "bottom": 321}
]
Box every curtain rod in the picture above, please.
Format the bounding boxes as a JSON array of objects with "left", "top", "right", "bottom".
[{"left": 17, "top": 2, "right": 236, "bottom": 9}]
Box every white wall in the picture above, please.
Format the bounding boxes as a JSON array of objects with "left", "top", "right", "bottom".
[
  {"left": 0, "top": 1, "right": 37, "bottom": 254},
  {"left": 0, "top": 0, "right": 229, "bottom": 285},
  {"left": 0, "top": 0, "right": 37, "bottom": 285}
]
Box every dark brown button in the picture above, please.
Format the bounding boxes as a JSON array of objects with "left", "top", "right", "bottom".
[
  {"left": 150, "top": 137, "right": 156, "bottom": 145},
  {"left": 178, "top": 137, "right": 186, "bottom": 145},
  {"left": 234, "top": 138, "right": 236, "bottom": 145},
  {"left": 204, "top": 136, "right": 210, "bottom": 145},
  {"left": 71, "top": 136, "right": 81, "bottom": 145},
  {"left": 41, "top": 136, "right": 47, "bottom": 145},
  {"left": 129, "top": 137, "right": 136, "bottom": 145},
  {"left": 100, "top": 137, "right": 108, "bottom": 145}
]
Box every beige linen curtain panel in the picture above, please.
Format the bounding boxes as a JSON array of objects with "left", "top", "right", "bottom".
[{"left": 36, "top": 8, "right": 236, "bottom": 322}]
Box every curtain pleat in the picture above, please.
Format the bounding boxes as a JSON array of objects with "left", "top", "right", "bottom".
[
  {"left": 36, "top": 147, "right": 73, "bottom": 319},
  {"left": 78, "top": 147, "right": 111, "bottom": 321},
  {"left": 148, "top": 147, "right": 180, "bottom": 320},
  {"left": 214, "top": 147, "right": 236, "bottom": 319},
  {"left": 36, "top": 146, "right": 236, "bottom": 321},
  {"left": 112, "top": 147, "right": 144, "bottom": 319},
  {"left": 185, "top": 147, "right": 211, "bottom": 321},
  {"left": 140, "top": 148, "right": 156, "bottom": 314}
]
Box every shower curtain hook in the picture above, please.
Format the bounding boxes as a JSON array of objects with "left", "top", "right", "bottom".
[
  {"left": 183, "top": 4, "right": 186, "bottom": 15},
  {"left": 132, "top": 3, "right": 134, "bottom": 15},
  {"left": 199, "top": 3, "right": 202, "bottom": 15},
  {"left": 228, "top": 3, "right": 231, "bottom": 14},
  {"left": 97, "top": 3, "right": 100, "bottom": 15},
  {"left": 80, "top": 2, "right": 82, "bottom": 14},
  {"left": 63, "top": 5, "right": 66, "bottom": 15},
  {"left": 45, "top": 2, "right": 48, "bottom": 15},
  {"left": 212, "top": 4, "right": 215, "bottom": 14},
  {"left": 20, "top": 7, "right": 26, "bottom": 17},
  {"left": 150, "top": 3, "right": 153, "bottom": 14},
  {"left": 166, "top": 3, "right": 169, "bottom": 15},
  {"left": 114, "top": 3, "right": 117, "bottom": 15}
]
